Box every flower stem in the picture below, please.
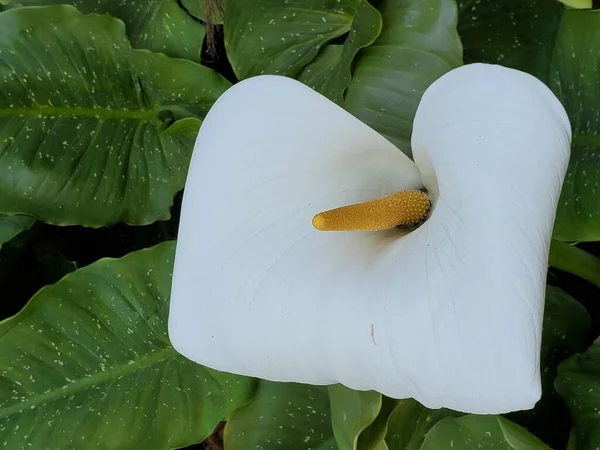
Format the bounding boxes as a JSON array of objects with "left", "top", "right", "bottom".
[{"left": 549, "top": 239, "right": 600, "bottom": 288}]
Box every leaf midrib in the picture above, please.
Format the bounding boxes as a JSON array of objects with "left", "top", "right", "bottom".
[
  {"left": 0, "top": 345, "right": 176, "bottom": 419},
  {"left": 0, "top": 105, "right": 158, "bottom": 121}
]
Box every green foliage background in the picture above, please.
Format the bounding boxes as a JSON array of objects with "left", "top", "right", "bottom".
[{"left": 0, "top": 0, "right": 599, "bottom": 449}]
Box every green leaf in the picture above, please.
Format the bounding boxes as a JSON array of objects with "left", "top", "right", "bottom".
[
  {"left": 457, "top": 4, "right": 600, "bottom": 241},
  {"left": 0, "top": 6, "right": 230, "bottom": 227},
  {"left": 556, "top": 337, "right": 600, "bottom": 450},
  {"left": 344, "top": 0, "right": 462, "bottom": 157},
  {"left": 328, "top": 385, "right": 381, "bottom": 450},
  {"left": 0, "top": 214, "right": 34, "bottom": 249},
  {"left": 357, "top": 396, "right": 399, "bottom": 450},
  {"left": 420, "top": 415, "right": 552, "bottom": 450},
  {"left": 549, "top": 240, "right": 600, "bottom": 288},
  {"left": 298, "top": 0, "right": 381, "bottom": 103},
  {"left": 456, "top": 2, "right": 600, "bottom": 242},
  {"left": 0, "top": 242, "right": 255, "bottom": 448},
  {"left": 457, "top": 0, "right": 562, "bottom": 82},
  {"left": 5, "top": 0, "right": 205, "bottom": 60},
  {"left": 508, "top": 286, "right": 590, "bottom": 448},
  {"left": 224, "top": 381, "right": 337, "bottom": 450},
  {"left": 385, "top": 399, "right": 458, "bottom": 450},
  {"left": 550, "top": 10, "right": 600, "bottom": 241},
  {"left": 559, "top": 0, "right": 593, "bottom": 9},
  {"left": 224, "top": 0, "right": 361, "bottom": 79}
]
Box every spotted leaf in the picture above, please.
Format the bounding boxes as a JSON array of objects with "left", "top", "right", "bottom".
[
  {"left": 224, "top": 381, "right": 337, "bottom": 450},
  {"left": 457, "top": 0, "right": 562, "bottom": 83},
  {"left": 344, "top": 0, "right": 462, "bottom": 157},
  {"left": 0, "top": 242, "right": 255, "bottom": 449},
  {"left": 420, "top": 415, "right": 552, "bottom": 450},
  {"left": 297, "top": 0, "right": 382, "bottom": 103},
  {"left": 550, "top": 10, "right": 600, "bottom": 241},
  {"left": 556, "top": 336, "right": 600, "bottom": 450},
  {"left": 0, "top": 6, "right": 230, "bottom": 227},
  {"left": 4, "top": 0, "right": 205, "bottom": 60},
  {"left": 224, "top": 0, "right": 361, "bottom": 79}
]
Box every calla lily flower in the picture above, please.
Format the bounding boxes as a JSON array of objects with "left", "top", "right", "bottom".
[{"left": 168, "top": 63, "right": 571, "bottom": 414}]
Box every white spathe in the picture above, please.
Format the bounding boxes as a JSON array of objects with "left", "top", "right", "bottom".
[{"left": 168, "top": 63, "right": 571, "bottom": 414}]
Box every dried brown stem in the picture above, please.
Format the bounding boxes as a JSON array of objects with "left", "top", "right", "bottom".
[{"left": 203, "top": 0, "right": 225, "bottom": 56}]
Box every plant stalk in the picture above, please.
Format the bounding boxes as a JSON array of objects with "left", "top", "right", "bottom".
[{"left": 549, "top": 239, "right": 600, "bottom": 288}]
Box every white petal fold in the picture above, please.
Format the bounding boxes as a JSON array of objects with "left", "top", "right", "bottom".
[{"left": 169, "top": 64, "right": 571, "bottom": 414}]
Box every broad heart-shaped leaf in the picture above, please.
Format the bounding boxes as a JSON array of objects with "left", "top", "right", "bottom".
[
  {"left": 507, "top": 286, "right": 590, "bottom": 449},
  {"left": 224, "top": 0, "right": 360, "bottom": 79},
  {"left": 556, "top": 337, "right": 600, "bottom": 450},
  {"left": 385, "top": 399, "right": 459, "bottom": 450},
  {"left": 0, "top": 242, "right": 255, "bottom": 449},
  {"left": 550, "top": 10, "right": 600, "bottom": 241},
  {"left": 0, "top": 214, "right": 33, "bottom": 249},
  {"left": 297, "top": 0, "right": 382, "bottom": 103},
  {"left": 343, "top": 0, "right": 462, "bottom": 157},
  {"left": 224, "top": 381, "right": 337, "bottom": 450},
  {"left": 5, "top": 0, "right": 205, "bottom": 61},
  {"left": 0, "top": 6, "right": 230, "bottom": 227},
  {"left": 457, "top": 0, "right": 562, "bottom": 83},
  {"left": 327, "top": 385, "right": 381, "bottom": 450},
  {"left": 420, "top": 416, "right": 552, "bottom": 450}
]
